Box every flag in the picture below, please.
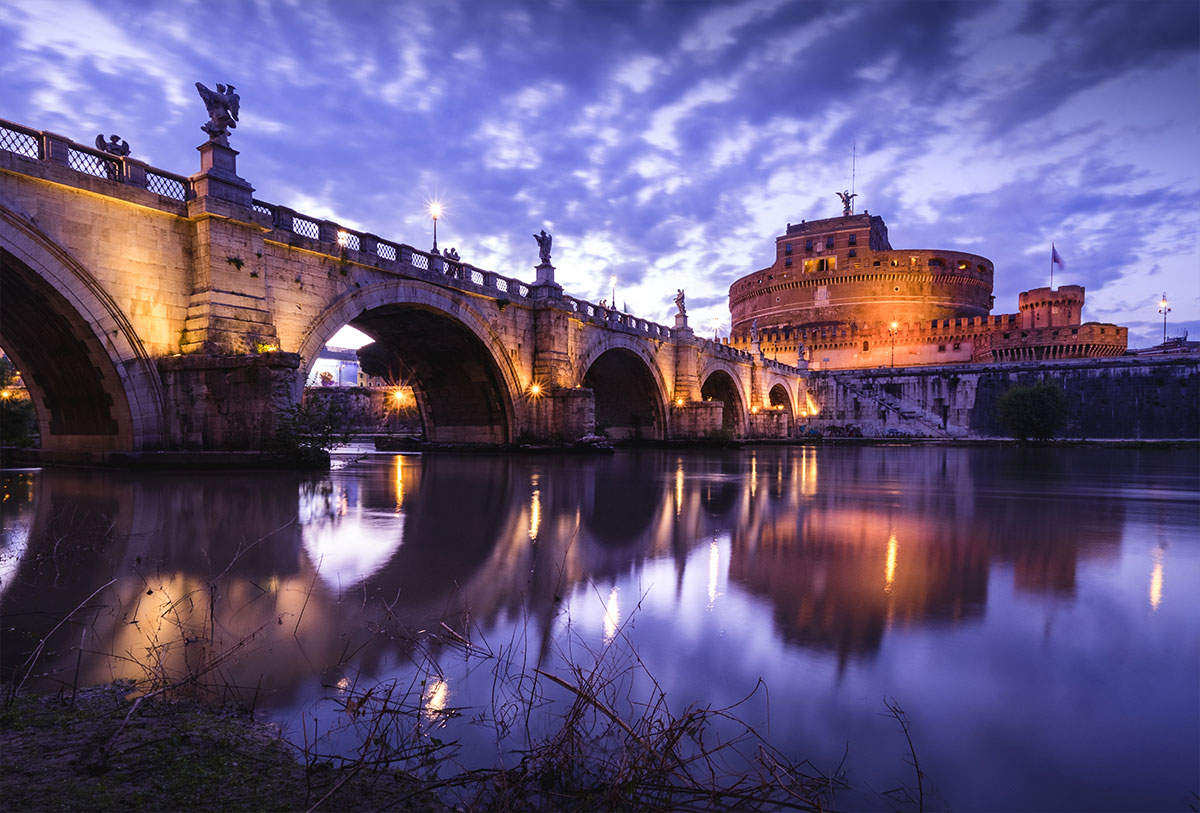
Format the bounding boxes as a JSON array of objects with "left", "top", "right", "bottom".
[{"left": 1051, "top": 244, "right": 1065, "bottom": 270}]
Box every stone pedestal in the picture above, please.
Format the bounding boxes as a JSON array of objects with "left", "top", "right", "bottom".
[
  {"left": 189, "top": 141, "right": 253, "bottom": 207},
  {"left": 674, "top": 312, "right": 689, "bottom": 330},
  {"left": 531, "top": 262, "right": 562, "bottom": 300},
  {"left": 671, "top": 325, "right": 699, "bottom": 404}
]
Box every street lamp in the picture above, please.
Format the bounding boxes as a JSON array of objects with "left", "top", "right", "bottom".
[
  {"left": 710, "top": 315, "right": 721, "bottom": 340},
  {"left": 889, "top": 321, "right": 899, "bottom": 368},
  {"left": 1158, "top": 293, "right": 1171, "bottom": 344},
  {"left": 428, "top": 201, "right": 443, "bottom": 254},
  {"left": 610, "top": 275, "right": 617, "bottom": 309}
]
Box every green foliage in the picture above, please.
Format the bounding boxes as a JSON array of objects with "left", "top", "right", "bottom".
[
  {"left": 996, "top": 381, "right": 1070, "bottom": 442},
  {"left": 271, "top": 397, "right": 354, "bottom": 467}
]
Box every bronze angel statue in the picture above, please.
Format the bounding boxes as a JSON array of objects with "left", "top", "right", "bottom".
[
  {"left": 837, "top": 189, "right": 857, "bottom": 216},
  {"left": 195, "top": 82, "right": 240, "bottom": 144}
]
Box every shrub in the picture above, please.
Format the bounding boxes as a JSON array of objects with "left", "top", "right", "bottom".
[
  {"left": 271, "top": 397, "right": 354, "bottom": 466},
  {"left": 995, "top": 381, "right": 1070, "bottom": 442}
]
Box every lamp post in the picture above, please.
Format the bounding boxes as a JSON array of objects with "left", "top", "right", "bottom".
[
  {"left": 428, "top": 201, "right": 442, "bottom": 254},
  {"left": 610, "top": 275, "right": 617, "bottom": 310},
  {"left": 889, "top": 321, "right": 899, "bottom": 368},
  {"left": 710, "top": 315, "right": 721, "bottom": 340},
  {"left": 1158, "top": 293, "right": 1171, "bottom": 344}
]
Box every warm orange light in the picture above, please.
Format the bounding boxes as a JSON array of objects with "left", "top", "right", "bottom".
[
  {"left": 392, "top": 389, "right": 405, "bottom": 403},
  {"left": 890, "top": 321, "right": 899, "bottom": 331},
  {"left": 751, "top": 405, "right": 760, "bottom": 414},
  {"left": 0, "top": 390, "right": 9, "bottom": 399},
  {"left": 529, "top": 383, "right": 542, "bottom": 396},
  {"left": 428, "top": 201, "right": 443, "bottom": 220},
  {"left": 675, "top": 397, "right": 685, "bottom": 407}
]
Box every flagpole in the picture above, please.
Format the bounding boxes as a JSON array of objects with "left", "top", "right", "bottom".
[{"left": 1050, "top": 244, "right": 1054, "bottom": 289}]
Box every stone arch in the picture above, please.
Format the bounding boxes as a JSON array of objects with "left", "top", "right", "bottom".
[
  {"left": 578, "top": 338, "right": 668, "bottom": 441},
  {"left": 0, "top": 202, "right": 162, "bottom": 453},
  {"left": 698, "top": 362, "right": 748, "bottom": 436},
  {"left": 297, "top": 281, "right": 521, "bottom": 444}
]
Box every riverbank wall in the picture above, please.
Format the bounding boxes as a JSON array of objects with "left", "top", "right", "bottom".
[{"left": 804, "top": 353, "right": 1200, "bottom": 439}]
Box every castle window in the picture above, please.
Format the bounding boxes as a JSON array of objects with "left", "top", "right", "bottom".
[
  {"left": 928, "top": 258, "right": 944, "bottom": 267},
  {"left": 785, "top": 243, "right": 793, "bottom": 254},
  {"left": 805, "top": 239, "right": 813, "bottom": 252},
  {"left": 938, "top": 344, "right": 947, "bottom": 352},
  {"left": 848, "top": 249, "right": 856, "bottom": 258},
  {"left": 785, "top": 257, "right": 792, "bottom": 267},
  {"left": 848, "top": 234, "right": 857, "bottom": 246},
  {"left": 891, "top": 259, "right": 899, "bottom": 267},
  {"left": 953, "top": 342, "right": 961, "bottom": 350},
  {"left": 862, "top": 340, "right": 869, "bottom": 352},
  {"left": 874, "top": 260, "right": 881, "bottom": 266},
  {"left": 958, "top": 261, "right": 969, "bottom": 270}
]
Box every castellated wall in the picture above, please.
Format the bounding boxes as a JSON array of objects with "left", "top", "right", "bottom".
[{"left": 803, "top": 355, "right": 1199, "bottom": 439}]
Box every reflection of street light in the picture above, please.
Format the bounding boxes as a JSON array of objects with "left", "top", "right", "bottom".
[
  {"left": 428, "top": 201, "right": 443, "bottom": 253},
  {"left": 889, "top": 321, "right": 899, "bottom": 368},
  {"left": 1158, "top": 293, "right": 1171, "bottom": 344}
]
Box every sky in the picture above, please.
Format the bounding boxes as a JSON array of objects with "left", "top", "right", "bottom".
[{"left": 1, "top": 0, "right": 1198, "bottom": 349}]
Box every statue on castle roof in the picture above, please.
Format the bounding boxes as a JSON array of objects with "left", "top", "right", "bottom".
[
  {"left": 674, "top": 288, "right": 686, "bottom": 315},
  {"left": 534, "top": 229, "right": 553, "bottom": 264},
  {"left": 95, "top": 134, "right": 130, "bottom": 157},
  {"left": 195, "top": 82, "right": 240, "bottom": 145},
  {"left": 837, "top": 190, "right": 857, "bottom": 216},
  {"left": 751, "top": 318, "right": 759, "bottom": 342}
]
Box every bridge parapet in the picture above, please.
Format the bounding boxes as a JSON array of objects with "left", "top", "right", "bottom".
[{"left": 0, "top": 119, "right": 190, "bottom": 202}]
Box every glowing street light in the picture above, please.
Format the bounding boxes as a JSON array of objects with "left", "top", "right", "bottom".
[
  {"left": 428, "top": 201, "right": 443, "bottom": 254},
  {"left": 610, "top": 275, "right": 617, "bottom": 309},
  {"left": 709, "top": 315, "right": 722, "bottom": 340},
  {"left": 1158, "top": 293, "right": 1171, "bottom": 344},
  {"left": 889, "top": 321, "right": 899, "bottom": 368}
]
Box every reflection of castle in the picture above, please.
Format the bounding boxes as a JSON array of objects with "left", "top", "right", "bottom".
[{"left": 727, "top": 209, "right": 1128, "bottom": 370}]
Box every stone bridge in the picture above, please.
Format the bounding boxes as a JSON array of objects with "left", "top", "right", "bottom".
[{"left": 0, "top": 119, "right": 806, "bottom": 457}]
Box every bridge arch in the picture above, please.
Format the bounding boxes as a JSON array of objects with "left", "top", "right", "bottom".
[
  {"left": 698, "top": 362, "right": 748, "bottom": 436},
  {"left": 297, "top": 281, "right": 521, "bottom": 444},
  {"left": 577, "top": 338, "right": 669, "bottom": 441},
  {"left": 0, "top": 202, "right": 163, "bottom": 452}
]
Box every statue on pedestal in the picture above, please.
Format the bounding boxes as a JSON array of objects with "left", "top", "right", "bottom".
[
  {"left": 751, "top": 318, "right": 759, "bottom": 343},
  {"left": 196, "top": 82, "right": 240, "bottom": 144},
  {"left": 95, "top": 134, "right": 130, "bottom": 157},
  {"left": 674, "top": 288, "right": 686, "bottom": 315},
  {"left": 534, "top": 229, "right": 553, "bottom": 264},
  {"left": 837, "top": 190, "right": 857, "bottom": 216}
]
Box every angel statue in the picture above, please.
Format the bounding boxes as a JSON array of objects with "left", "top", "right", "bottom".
[
  {"left": 674, "top": 288, "right": 686, "bottom": 315},
  {"left": 837, "top": 189, "right": 857, "bottom": 216},
  {"left": 95, "top": 134, "right": 130, "bottom": 157},
  {"left": 534, "top": 229, "right": 553, "bottom": 264},
  {"left": 751, "top": 318, "right": 759, "bottom": 342},
  {"left": 195, "top": 82, "right": 240, "bottom": 144}
]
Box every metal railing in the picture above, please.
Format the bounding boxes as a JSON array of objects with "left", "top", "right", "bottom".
[{"left": 0, "top": 119, "right": 191, "bottom": 201}]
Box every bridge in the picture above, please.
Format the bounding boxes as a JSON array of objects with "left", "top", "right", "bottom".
[{"left": 0, "top": 118, "right": 807, "bottom": 457}]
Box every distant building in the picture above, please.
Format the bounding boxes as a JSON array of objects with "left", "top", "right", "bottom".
[
  {"left": 727, "top": 208, "right": 1127, "bottom": 369},
  {"left": 306, "top": 347, "right": 361, "bottom": 387}
]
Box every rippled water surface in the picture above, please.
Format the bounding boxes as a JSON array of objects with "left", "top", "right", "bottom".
[{"left": 2, "top": 446, "right": 1197, "bottom": 810}]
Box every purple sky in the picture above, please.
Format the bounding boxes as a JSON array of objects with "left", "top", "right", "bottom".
[{"left": 2, "top": 0, "right": 1197, "bottom": 348}]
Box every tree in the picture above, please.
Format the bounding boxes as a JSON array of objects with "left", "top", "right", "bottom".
[{"left": 995, "top": 381, "right": 1070, "bottom": 442}]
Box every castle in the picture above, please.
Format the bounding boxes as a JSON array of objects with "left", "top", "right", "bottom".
[{"left": 726, "top": 203, "right": 1128, "bottom": 369}]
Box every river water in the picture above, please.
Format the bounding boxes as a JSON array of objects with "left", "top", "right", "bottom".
[{"left": 2, "top": 446, "right": 1197, "bottom": 810}]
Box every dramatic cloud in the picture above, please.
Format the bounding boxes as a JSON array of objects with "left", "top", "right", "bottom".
[{"left": 1, "top": 0, "right": 1196, "bottom": 345}]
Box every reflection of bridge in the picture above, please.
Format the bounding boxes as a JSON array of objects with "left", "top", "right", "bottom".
[{"left": 0, "top": 119, "right": 806, "bottom": 457}]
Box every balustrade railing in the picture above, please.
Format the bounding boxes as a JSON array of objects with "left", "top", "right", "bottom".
[{"left": 0, "top": 119, "right": 190, "bottom": 201}]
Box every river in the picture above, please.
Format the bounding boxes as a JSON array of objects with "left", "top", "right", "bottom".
[{"left": 2, "top": 445, "right": 1196, "bottom": 810}]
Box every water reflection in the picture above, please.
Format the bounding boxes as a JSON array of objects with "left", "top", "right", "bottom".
[{"left": 1, "top": 447, "right": 1196, "bottom": 810}]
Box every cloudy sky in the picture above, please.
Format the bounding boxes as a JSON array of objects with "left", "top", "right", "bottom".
[{"left": 2, "top": 0, "right": 1197, "bottom": 347}]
